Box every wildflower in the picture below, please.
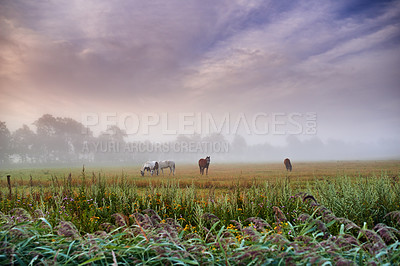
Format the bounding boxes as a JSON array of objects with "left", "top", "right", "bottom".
[
  {"left": 90, "top": 216, "right": 100, "bottom": 222},
  {"left": 227, "top": 224, "right": 236, "bottom": 230}
]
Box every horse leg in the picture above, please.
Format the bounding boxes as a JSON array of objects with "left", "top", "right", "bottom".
[{"left": 206, "top": 166, "right": 208, "bottom": 175}]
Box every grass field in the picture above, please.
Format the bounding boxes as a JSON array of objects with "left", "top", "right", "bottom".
[
  {"left": 2, "top": 160, "right": 399, "bottom": 189},
  {"left": 0, "top": 160, "right": 399, "bottom": 264}
]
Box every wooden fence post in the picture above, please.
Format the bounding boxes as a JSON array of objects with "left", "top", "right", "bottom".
[{"left": 7, "top": 175, "right": 11, "bottom": 197}]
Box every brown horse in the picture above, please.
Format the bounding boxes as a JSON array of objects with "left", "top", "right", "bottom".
[
  {"left": 198, "top": 156, "right": 210, "bottom": 175},
  {"left": 284, "top": 158, "right": 292, "bottom": 172}
]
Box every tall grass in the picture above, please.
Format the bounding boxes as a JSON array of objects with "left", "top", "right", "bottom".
[
  {"left": 1, "top": 198, "right": 399, "bottom": 265},
  {"left": 0, "top": 167, "right": 399, "bottom": 264},
  {"left": 313, "top": 174, "right": 400, "bottom": 227},
  {"left": 0, "top": 171, "right": 398, "bottom": 234}
]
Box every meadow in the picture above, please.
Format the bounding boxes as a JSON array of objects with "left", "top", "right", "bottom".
[{"left": 0, "top": 160, "right": 399, "bottom": 265}]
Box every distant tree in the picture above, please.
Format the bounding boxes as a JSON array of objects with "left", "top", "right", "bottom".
[
  {"left": 0, "top": 121, "right": 11, "bottom": 164},
  {"left": 95, "top": 125, "right": 127, "bottom": 162},
  {"left": 106, "top": 125, "right": 127, "bottom": 143},
  {"left": 57, "top": 117, "right": 94, "bottom": 162},
  {"left": 231, "top": 134, "right": 247, "bottom": 155},
  {"left": 11, "top": 125, "right": 36, "bottom": 163},
  {"left": 202, "top": 133, "right": 227, "bottom": 143},
  {"left": 34, "top": 114, "right": 63, "bottom": 162},
  {"left": 33, "top": 114, "right": 93, "bottom": 163},
  {"left": 176, "top": 134, "right": 191, "bottom": 143}
]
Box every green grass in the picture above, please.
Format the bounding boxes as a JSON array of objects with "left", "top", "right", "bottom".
[{"left": 0, "top": 161, "right": 399, "bottom": 264}]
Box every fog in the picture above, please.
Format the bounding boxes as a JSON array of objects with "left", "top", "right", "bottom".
[{"left": 0, "top": 114, "right": 398, "bottom": 169}]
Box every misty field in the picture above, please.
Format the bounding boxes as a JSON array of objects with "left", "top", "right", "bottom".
[{"left": 0, "top": 161, "right": 400, "bottom": 265}]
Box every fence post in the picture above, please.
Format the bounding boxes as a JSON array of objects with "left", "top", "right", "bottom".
[{"left": 7, "top": 175, "right": 11, "bottom": 197}]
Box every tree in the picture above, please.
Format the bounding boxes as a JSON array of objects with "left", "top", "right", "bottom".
[
  {"left": 106, "top": 125, "right": 127, "bottom": 143},
  {"left": 33, "top": 114, "right": 93, "bottom": 163},
  {"left": 34, "top": 114, "right": 63, "bottom": 162},
  {"left": 94, "top": 125, "right": 127, "bottom": 162},
  {"left": 0, "top": 121, "right": 11, "bottom": 164},
  {"left": 11, "top": 125, "right": 36, "bottom": 163},
  {"left": 57, "top": 117, "right": 94, "bottom": 162},
  {"left": 202, "top": 133, "right": 227, "bottom": 144},
  {"left": 231, "top": 134, "right": 247, "bottom": 155},
  {"left": 34, "top": 114, "right": 58, "bottom": 136}
]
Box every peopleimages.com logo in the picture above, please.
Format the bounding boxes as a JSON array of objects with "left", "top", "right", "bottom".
[{"left": 81, "top": 112, "right": 317, "bottom": 136}]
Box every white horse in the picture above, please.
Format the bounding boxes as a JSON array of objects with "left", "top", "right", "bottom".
[
  {"left": 141, "top": 161, "right": 159, "bottom": 176},
  {"left": 158, "top": 160, "right": 175, "bottom": 175}
]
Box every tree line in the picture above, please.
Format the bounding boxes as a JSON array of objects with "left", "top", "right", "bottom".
[
  {"left": 2, "top": 114, "right": 387, "bottom": 166},
  {"left": 0, "top": 114, "right": 243, "bottom": 167}
]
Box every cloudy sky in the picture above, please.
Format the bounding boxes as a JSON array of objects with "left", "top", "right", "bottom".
[{"left": 1, "top": 0, "right": 399, "bottom": 156}]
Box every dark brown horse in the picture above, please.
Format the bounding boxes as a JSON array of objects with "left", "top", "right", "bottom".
[
  {"left": 284, "top": 158, "right": 292, "bottom": 172},
  {"left": 198, "top": 156, "right": 210, "bottom": 175}
]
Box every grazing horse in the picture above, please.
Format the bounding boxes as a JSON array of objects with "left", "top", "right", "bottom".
[
  {"left": 141, "top": 161, "right": 159, "bottom": 176},
  {"left": 198, "top": 156, "right": 210, "bottom": 175},
  {"left": 159, "top": 160, "right": 175, "bottom": 175},
  {"left": 284, "top": 158, "right": 292, "bottom": 172}
]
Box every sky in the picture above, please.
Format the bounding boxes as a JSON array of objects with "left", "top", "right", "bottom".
[{"left": 0, "top": 0, "right": 399, "bottom": 159}]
